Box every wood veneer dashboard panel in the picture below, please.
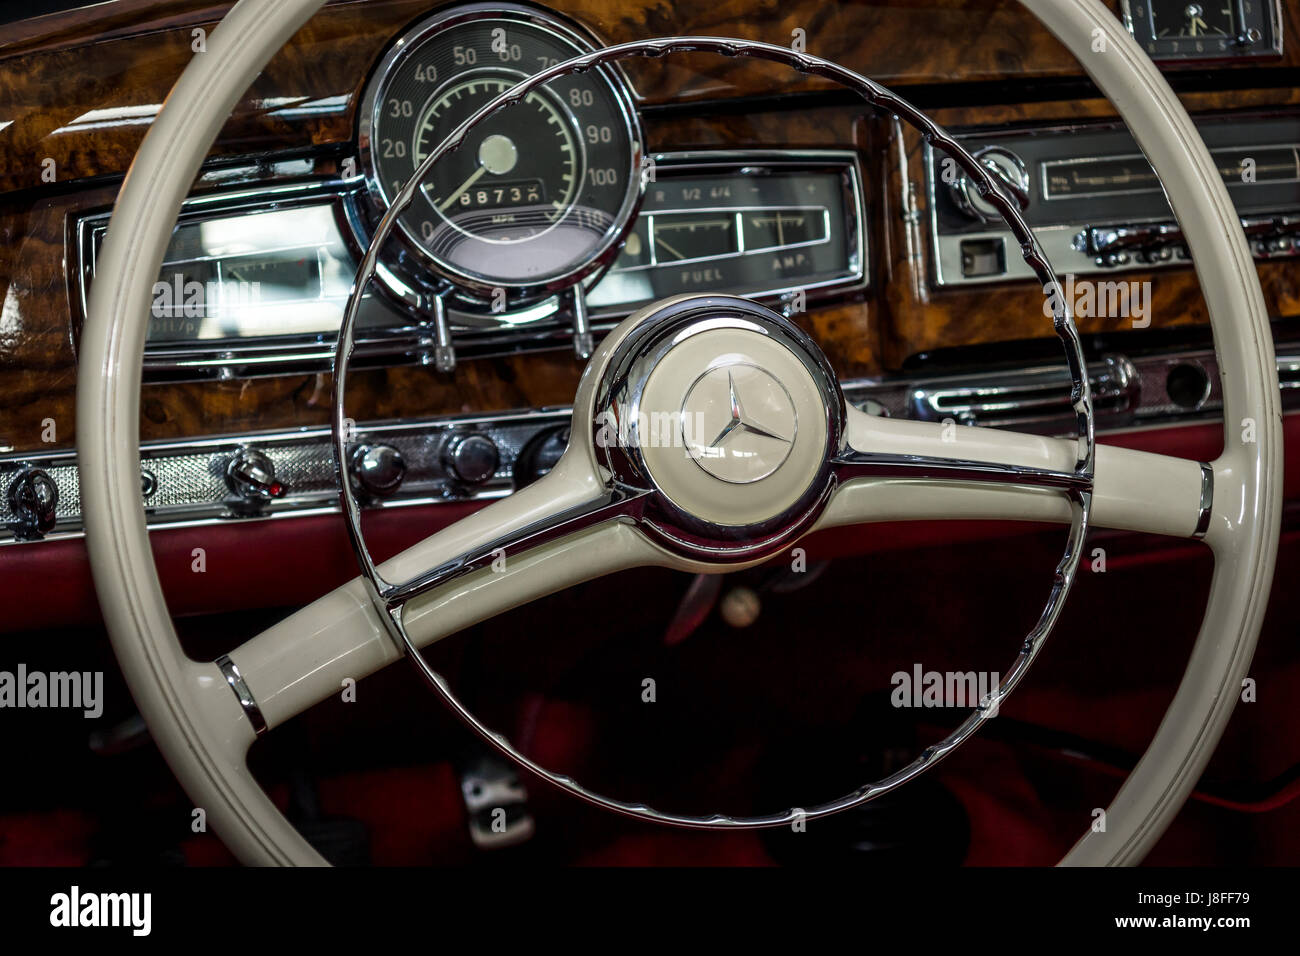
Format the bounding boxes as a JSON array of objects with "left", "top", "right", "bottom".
[
  {"left": 5, "top": 0, "right": 1292, "bottom": 193},
  {"left": 875, "top": 90, "right": 1300, "bottom": 369},
  {"left": 1, "top": 1, "right": 1298, "bottom": 453},
  {"left": 0, "top": 96, "right": 876, "bottom": 453}
]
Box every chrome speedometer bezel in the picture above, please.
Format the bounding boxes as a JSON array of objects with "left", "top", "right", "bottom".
[{"left": 356, "top": 2, "right": 645, "bottom": 311}]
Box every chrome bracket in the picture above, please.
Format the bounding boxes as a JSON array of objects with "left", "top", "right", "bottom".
[
  {"left": 429, "top": 295, "right": 455, "bottom": 374},
  {"left": 568, "top": 287, "right": 593, "bottom": 361}
]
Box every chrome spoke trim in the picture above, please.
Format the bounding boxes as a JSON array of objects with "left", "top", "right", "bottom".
[
  {"left": 832, "top": 450, "right": 1094, "bottom": 492},
  {"left": 379, "top": 487, "right": 650, "bottom": 608},
  {"left": 215, "top": 654, "right": 267, "bottom": 737},
  {"left": 1194, "top": 461, "right": 1214, "bottom": 539}
]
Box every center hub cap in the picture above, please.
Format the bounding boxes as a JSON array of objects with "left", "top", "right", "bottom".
[
  {"left": 681, "top": 364, "right": 798, "bottom": 484},
  {"left": 591, "top": 297, "right": 838, "bottom": 539}
]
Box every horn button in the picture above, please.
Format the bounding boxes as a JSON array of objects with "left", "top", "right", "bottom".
[{"left": 634, "top": 325, "right": 830, "bottom": 530}]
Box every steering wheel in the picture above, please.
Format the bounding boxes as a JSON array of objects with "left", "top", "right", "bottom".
[{"left": 78, "top": 0, "right": 1280, "bottom": 866}]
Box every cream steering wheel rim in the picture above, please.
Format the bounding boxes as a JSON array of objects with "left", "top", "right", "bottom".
[{"left": 77, "top": 0, "right": 1280, "bottom": 866}]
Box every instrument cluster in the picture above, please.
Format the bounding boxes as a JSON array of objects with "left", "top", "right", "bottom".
[
  {"left": 74, "top": 4, "right": 866, "bottom": 381},
  {"left": 357, "top": 4, "right": 643, "bottom": 307}
]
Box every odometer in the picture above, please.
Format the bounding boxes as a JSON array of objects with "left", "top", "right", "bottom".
[
  {"left": 358, "top": 5, "right": 643, "bottom": 303},
  {"left": 414, "top": 76, "right": 577, "bottom": 242}
]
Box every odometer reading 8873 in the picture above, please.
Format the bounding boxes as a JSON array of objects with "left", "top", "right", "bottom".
[{"left": 359, "top": 6, "right": 642, "bottom": 300}]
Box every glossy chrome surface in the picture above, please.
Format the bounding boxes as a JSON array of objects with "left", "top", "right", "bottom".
[
  {"left": 925, "top": 118, "right": 1300, "bottom": 287},
  {"left": 329, "top": 37, "right": 1095, "bottom": 830},
  {"left": 225, "top": 448, "right": 284, "bottom": 502},
  {"left": 683, "top": 364, "right": 797, "bottom": 483},
  {"left": 5, "top": 467, "right": 59, "bottom": 541},
  {"left": 0, "top": 407, "right": 565, "bottom": 545},
  {"left": 441, "top": 433, "right": 500, "bottom": 486},
  {"left": 949, "top": 146, "right": 1031, "bottom": 221},
  {"left": 1194, "top": 460, "right": 1214, "bottom": 539},
  {"left": 355, "top": 2, "right": 645, "bottom": 307},
  {"left": 73, "top": 151, "right": 862, "bottom": 382},
  {"left": 587, "top": 149, "right": 868, "bottom": 313},
  {"left": 831, "top": 450, "right": 1090, "bottom": 491},
  {"left": 215, "top": 654, "right": 267, "bottom": 737},
  {"left": 568, "top": 286, "right": 593, "bottom": 360},
  {"left": 7, "top": 341, "right": 1294, "bottom": 546},
  {"left": 350, "top": 444, "right": 407, "bottom": 497},
  {"left": 909, "top": 355, "right": 1138, "bottom": 428},
  {"left": 586, "top": 295, "right": 842, "bottom": 560}
]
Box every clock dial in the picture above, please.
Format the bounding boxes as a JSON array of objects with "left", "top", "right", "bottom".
[{"left": 1149, "top": 1, "right": 1235, "bottom": 39}]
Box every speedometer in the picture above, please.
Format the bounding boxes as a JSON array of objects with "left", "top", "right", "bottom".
[
  {"left": 412, "top": 76, "right": 578, "bottom": 241},
  {"left": 358, "top": 4, "right": 643, "bottom": 304}
]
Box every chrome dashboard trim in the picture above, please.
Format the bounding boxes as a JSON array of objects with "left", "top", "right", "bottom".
[
  {"left": 72, "top": 150, "right": 866, "bottom": 381},
  {"left": 4, "top": 345, "right": 1298, "bottom": 546},
  {"left": 611, "top": 148, "right": 870, "bottom": 314},
  {"left": 923, "top": 117, "right": 1300, "bottom": 287},
  {"left": 1038, "top": 141, "right": 1300, "bottom": 202}
]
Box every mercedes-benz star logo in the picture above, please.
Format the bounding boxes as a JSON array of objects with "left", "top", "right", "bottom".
[{"left": 681, "top": 364, "right": 798, "bottom": 484}]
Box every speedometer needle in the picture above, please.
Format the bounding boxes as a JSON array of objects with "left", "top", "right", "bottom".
[{"left": 437, "top": 164, "right": 487, "bottom": 213}]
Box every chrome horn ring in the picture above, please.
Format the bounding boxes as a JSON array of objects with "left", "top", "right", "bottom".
[{"left": 331, "top": 37, "right": 1094, "bottom": 829}]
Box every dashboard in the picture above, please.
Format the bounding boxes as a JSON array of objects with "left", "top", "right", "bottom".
[{"left": 2, "top": 0, "right": 1300, "bottom": 582}]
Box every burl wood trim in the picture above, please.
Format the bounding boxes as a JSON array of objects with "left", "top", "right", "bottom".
[
  {"left": 874, "top": 94, "right": 1300, "bottom": 369},
  {"left": 6, "top": 0, "right": 1293, "bottom": 193},
  {"left": 3, "top": 2, "right": 1299, "bottom": 452}
]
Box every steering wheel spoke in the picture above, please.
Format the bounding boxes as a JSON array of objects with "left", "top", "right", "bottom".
[
  {"left": 216, "top": 457, "right": 662, "bottom": 735},
  {"left": 822, "top": 402, "right": 1209, "bottom": 539},
  {"left": 376, "top": 483, "right": 650, "bottom": 613}
]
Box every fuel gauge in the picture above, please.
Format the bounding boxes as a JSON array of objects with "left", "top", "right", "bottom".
[{"left": 650, "top": 213, "right": 736, "bottom": 263}]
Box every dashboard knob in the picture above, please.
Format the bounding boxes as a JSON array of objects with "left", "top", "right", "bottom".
[
  {"left": 6, "top": 467, "right": 59, "bottom": 540},
  {"left": 442, "top": 433, "right": 499, "bottom": 486},
  {"left": 225, "top": 448, "right": 284, "bottom": 501},
  {"left": 947, "top": 147, "right": 1030, "bottom": 222},
  {"left": 514, "top": 424, "right": 569, "bottom": 490},
  {"left": 350, "top": 443, "right": 406, "bottom": 497}
]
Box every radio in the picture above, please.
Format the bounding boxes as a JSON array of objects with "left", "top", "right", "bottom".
[{"left": 926, "top": 113, "right": 1300, "bottom": 287}]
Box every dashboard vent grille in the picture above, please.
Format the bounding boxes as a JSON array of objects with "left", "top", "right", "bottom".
[{"left": 910, "top": 356, "right": 1137, "bottom": 428}]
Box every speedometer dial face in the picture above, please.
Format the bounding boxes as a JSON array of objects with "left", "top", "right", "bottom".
[
  {"left": 360, "top": 6, "right": 642, "bottom": 299},
  {"left": 412, "top": 76, "right": 579, "bottom": 241}
]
